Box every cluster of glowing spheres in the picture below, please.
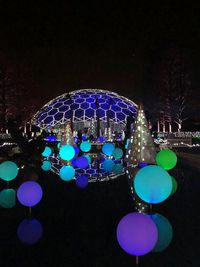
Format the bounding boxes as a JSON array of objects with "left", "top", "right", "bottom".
[
  {"left": 80, "top": 141, "right": 91, "bottom": 152},
  {"left": 76, "top": 175, "right": 88, "bottom": 188},
  {"left": 156, "top": 149, "right": 177, "bottom": 170},
  {"left": 0, "top": 161, "right": 19, "bottom": 181},
  {"left": 17, "top": 219, "right": 43, "bottom": 245},
  {"left": 0, "top": 189, "right": 16, "bottom": 208},
  {"left": 59, "top": 145, "right": 75, "bottom": 161},
  {"left": 59, "top": 166, "right": 75, "bottom": 181},
  {"left": 134, "top": 165, "right": 172, "bottom": 204},
  {"left": 17, "top": 181, "right": 43, "bottom": 207},
  {"left": 150, "top": 213, "right": 173, "bottom": 252},
  {"left": 102, "top": 159, "right": 115, "bottom": 172},
  {"left": 112, "top": 148, "right": 123, "bottom": 159},
  {"left": 76, "top": 156, "right": 89, "bottom": 168},
  {"left": 116, "top": 212, "right": 158, "bottom": 256},
  {"left": 102, "top": 143, "right": 115, "bottom": 156},
  {"left": 42, "top": 146, "right": 52, "bottom": 157},
  {"left": 171, "top": 176, "right": 178, "bottom": 195},
  {"left": 41, "top": 160, "right": 51, "bottom": 171}
]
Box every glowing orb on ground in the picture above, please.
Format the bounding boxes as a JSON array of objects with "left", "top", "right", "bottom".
[
  {"left": 150, "top": 213, "right": 173, "bottom": 252},
  {"left": 102, "top": 143, "right": 115, "bottom": 156},
  {"left": 102, "top": 159, "right": 115, "bottom": 172},
  {"left": 117, "top": 212, "right": 158, "bottom": 256},
  {"left": 59, "top": 145, "right": 75, "bottom": 161},
  {"left": 17, "top": 181, "right": 43, "bottom": 207},
  {"left": 59, "top": 166, "right": 75, "bottom": 181},
  {"left": 112, "top": 148, "right": 123, "bottom": 159},
  {"left": 134, "top": 165, "right": 172, "bottom": 204},
  {"left": 41, "top": 146, "right": 52, "bottom": 157},
  {"left": 156, "top": 149, "right": 177, "bottom": 170},
  {"left": 17, "top": 219, "right": 43, "bottom": 245},
  {"left": 0, "top": 189, "right": 16, "bottom": 208},
  {"left": 76, "top": 175, "right": 88, "bottom": 188},
  {"left": 0, "top": 161, "right": 18, "bottom": 181},
  {"left": 80, "top": 141, "right": 91, "bottom": 152},
  {"left": 41, "top": 160, "right": 51, "bottom": 171}
]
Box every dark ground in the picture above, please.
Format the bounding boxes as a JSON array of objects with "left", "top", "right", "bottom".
[{"left": 0, "top": 151, "right": 200, "bottom": 267}]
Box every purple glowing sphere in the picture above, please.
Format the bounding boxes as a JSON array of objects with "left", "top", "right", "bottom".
[
  {"left": 76, "top": 156, "right": 89, "bottom": 168},
  {"left": 116, "top": 212, "right": 158, "bottom": 256},
  {"left": 17, "top": 181, "right": 43, "bottom": 207}
]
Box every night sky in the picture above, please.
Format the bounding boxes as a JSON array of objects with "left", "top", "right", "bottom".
[{"left": 0, "top": 2, "right": 199, "bottom": 123}]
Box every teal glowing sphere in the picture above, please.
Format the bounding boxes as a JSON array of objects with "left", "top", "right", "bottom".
[
  {"left": 59, "top": 145, "right": 75, "bottom": 161},
  {"left": 57, "top": 142, "right": 61, "bottom": 148},
  {"left": 0, "top": 161, "right": 19, "bottom": 181},
  {"left": 102, "top": 143, "right": 115, "bottom": 156},
  {"left": 150, "top": 213, "right": 173, "bottom": 252},
  {"left": 171, "top": 176, "right": 178, "bottom": 195},
  {"left": 0, "top": 189, "right": 16, "bottom": 208},
  {"left": 41, "top": 146, "right": 52, "bottom": 157},
  {"left": 83, "top": 155, "right": 91, "bottom": 164},
  {"left": 112, "top": 148, "right": 123, "bottom": 159},
  {"left": 113, "top": 163, "right": 123, "bottom": 175},
  {"left": 80, "top": 141, "right": 91, "bottom": 152},
  {"left": 59, "top": 166, "right": 75, "bottom": 181},
  {"left": 156, "top": 149, "right": 177, "bottom": 170},
  {"left": 41, "top": 160, "right": 51, "bottom": 171},
  {"left": 134, "top": 165, "right": 172, "bottom": 204},
  {"left": 102, "top": 159, "right": 115, "bottom": 172}
]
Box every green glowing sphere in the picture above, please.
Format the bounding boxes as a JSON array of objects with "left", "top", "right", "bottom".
[
  {"left": 171, "top": 176, "right": 178, "bottom": 195},
  {"left": 0, "top": 189, "right": 16, "bottom": 208},
  {"left": 0, "top": 161, "right": 19, "bottom": 181},
  {"left": 156, "top": 149, "right": 177, "bottom": 170}
]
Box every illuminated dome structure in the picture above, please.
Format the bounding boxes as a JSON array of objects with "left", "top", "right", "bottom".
[{"left": 32, "top": 89, "right": 137, "bottom": 135}]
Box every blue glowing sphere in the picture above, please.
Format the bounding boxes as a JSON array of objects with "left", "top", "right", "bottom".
[
  {"left": 139, "top": 162, "right": 148, "bottom": 168},
  {"left": 80, "top": 141, "right": 91, "bottom": 152},
  {"left": 41, "top": 160, "right": 51, "bottom": 171},
  {"left": 17, "top": 219, "right": 43, "bottom": 245},
  {"left": 102, "top": 143, "right": 115, "bottom": 156},
  {"left": 83, "top": 155, "right": 91, "bottom": 164},
  {"left": 59, "top": 145, "right": 75, "bottom": 161},
  {"left": 59, "top": 166, "right": 75, "bottom": 181},
  {"left": 82, "top": 135, "right": 87, "bottom": 141},
  {"left": 76, "top": 175, "right": 88, "bottom": 188},
  {"left": 112, "top": 148, "right": 123, "bottom": 159},
  {"left": 150, "top": 213, "right": 173, "bottom": 252},
  {"left": 0, "top": 161, "right": 19, "bottom": 181},
  {"left": 0, "top": 189, "right": 16, "bottom": 208},
  {"left": 72, "top": 158, "right": 77, "bottom": 167},
  {"left": 113, "top": 163, "right": 123, "bottom": 175},
  {"left": 74, "top": 146, "right": 80, "bottom": 155},
  {"left": 102, "top": 159, "right": 115, "bottom": 172},
  {"left": 76, "top": 156, "right": 89, "bottom": 168},
  {"left": 134, "top": 165, "right": 172, "bottom": 204},
  {"left": 41, "top": 146, "right": 52, "bottom": 157},
  {"left": 98, "top": 136, "right": 104, "bottom": 142},
  {"left": 117, "top": 212, "right": 158, "bottom": 256},
  {"left": 17, "top": 181, "right": 43, "bottom": 207}
]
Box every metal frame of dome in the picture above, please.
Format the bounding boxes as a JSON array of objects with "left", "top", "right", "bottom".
[{"left": 32, "top": 89, "right": 138, "bottom": 132}]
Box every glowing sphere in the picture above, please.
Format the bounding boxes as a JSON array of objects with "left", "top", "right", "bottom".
[
  {"left": 102, "top": 143, "right": 115, "bottom": 156},
  {"left": 171, "top": 176, "right": 178, "bottom": 195},
  {"left": 150, "top": 213, "right": 173, "bottom": 252},
  {"left": 17, "top": 181, "right": 43, "bottom": 207},
  {"left": 76, "top": 156, "right": 89, "bottom": 168},
  {"left": 57, "top": 142, "right": 61, "bottom": 148},
  {"left": 0, "top": 161, "right": 18, "bottom": 181},
  {"left": 59, "top": 166, "right": 75, "bottom": 181},
  {"left": 98, "top": 136, "right": 104, "bottom": 142},
  {"left": 74, "top": 146, "right": 80, "bottom": 155},
  {"left": 83, "top": 155, "right": 91, "bottom": 164},
  {"left": 112, "top": 148, "right": 123, "bottom": 159},
  {"left": 59, "top": 145, "right": 75, "bottom": 161},
  {"left": 113, "top": 163, "right": 123, "bottom": 175},
  {"left": 41, "top": 160, "right": 51, "bottom": 171},
  {"left": 116, "top": 212, "right": 158, "bottom": 256},
  {"left": 156, "top": 149, "right": 177, "bottom": 170},
  {"left": 41, "top": 146, "right": 52, "bottom": 157},
  {"left": 139, "top": 162, "right": 148, "bottom": 168},
  {"left": 0, "top": 189, "right": 16, "bottom": 208},
  {"left": 76, "top": 175, "right": 88, "bottom": 188},
  {"left": 72, "top": 158, "right": 77, "bottom": 167},
  {"left": 134, "top": 165, "right": 172, "bottom": 204},
  {"left": 17, "top": 219, "right": 43, "bottom": 245},
  {"left": 102, "top": 159, "right": 115, "bottom": 172},
  {"left": 80, "top": 141, "right": 91, "bottom": 152}
]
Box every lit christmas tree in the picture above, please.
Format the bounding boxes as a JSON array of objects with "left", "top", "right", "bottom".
[
  {"left": 125, "top": 105, "right": 156, "bottom": 166},
  {"left": 60, "top": 122, "right": 75, "bottom": 146}
]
